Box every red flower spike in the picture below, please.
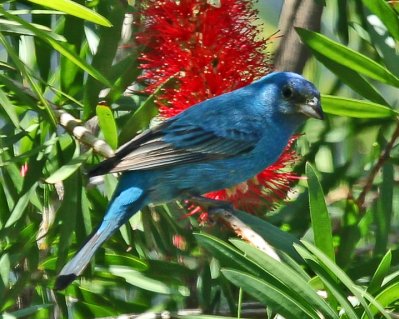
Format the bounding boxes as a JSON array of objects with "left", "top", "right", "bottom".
[{"left": 138, "top": 0, "right": 299, "bottom": 216}]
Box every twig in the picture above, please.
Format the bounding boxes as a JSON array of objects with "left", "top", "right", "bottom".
[
  {"left": 6, "top": 78, "right": 114, "bottom": 158},
  {"left": 355, "top": 121, "right": 399, "bottom": 213},
  {"left": 209, "top": 207, "right": 281, "bottom": 261}
]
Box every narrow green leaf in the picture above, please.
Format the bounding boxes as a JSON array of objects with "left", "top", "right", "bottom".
[
  {"left": 195, "top": 233, "right": 324, "bottom": 316},
  {"left": 118, "top": 95, "right": 159, "bottom": 146},
  {"left": 118, "top": 74, "right": 176, "bottom": 145},
  {"left": 194, "top": 233, "right": 261, "bottom": 276},
  {"left": 0, "top": 254, "right": 10, "bottom": 287},
  {"left": 232, "top": 209, "right": 302, "bottom": 261},
  {"left": 45, "top": 151, "right": 90, "bottom": 184},
  {"left": 83, "top": 1, "right": 125, "bottom": 118},
  {"left": 0, "top": 185, "right": 10, "bottom": 229},
  {"left": 108, "top": 266, "right": 172, "bottom": 294},
  {"left": 306, "top": 163, "right": 335, "bottom": 262},
  {"left": 0, "top": 32, "right": 57, "bottom": 127},
  {"left": 375, "top": 164, "right": 394, "bottom": 254},
  {"left": 5, "top": 185, "right": 37, "bottom": 228},
  {"left": 364, "top": 282, "right": 399, "bottom": 318},
  {"left": 26, "top": 0, "right": 112, "bottom": 27},
  {"left": 222, "top": 269, "right": 316, "bottom": 318},
  {"left": 296, "top": 28, "right": 399, "bottom": 87},
  {"left": 0, "top": 88, "right": 19, "bottom": 128},
  {"left": 368, "top": 250, "right": 392, "bottom": 294},
  {"left": 3, "top": 304, "right": 52, "bottom": 318},
  {"left": 313, "top": 264, "right": 359, "bottom": 318},
  {"left": 71, "top": 299, "right": 115, "bottom": 318},
  {"left": 301, "top": 241, "right": 374, "bottom": 319},
  {"left": 0, "top": 18, "right": 66, "bottom": 41},
  {"left": 362, "top": 0, "right": 399, "bottom": 41},
  {"left": 312, "top": 51, "right": 388, "bottom": 105},
  {"left": 358, "top": 286, "right": 391, "bottom": 319},
  {"left": 336, "top": 0, "right": 349, "bottom": 43},
  {"left": 96, "top": 105, "right": 118, "bottom": 150},
  {"left": 101, "top": 252, "right": 148, "bottom": 272},
  {"left": 0, "top": 8, "right": 112, "bottom": 88},
  {"left": 107, "top": 51, "right": 141, "bottom": 103},
  {"left": 2, "top": 9, "right": 66, "bottom": 15},
  {"left": 365, "top": 19, "right": 399, "bottom": 77},
  {"left": 230, "top": 239, "right": 338, "bottom": 319},
  {"left": 321, "top": 95, "right": 398, "bottom": 118},
  {"left": 55, "top": 172, "right": 82, "bottom": 270}
]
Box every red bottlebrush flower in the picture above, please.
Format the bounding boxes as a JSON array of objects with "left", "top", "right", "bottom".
[
  {"left": 20, "top": 162, "right": 28, "bottom": 177},
  {"left": 138, "top": 0, "right": 299, "bottom": 213}
]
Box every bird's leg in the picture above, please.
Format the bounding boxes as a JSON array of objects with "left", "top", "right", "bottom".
[{"left": 189, "top": 195, "right": 234, "bottom": 212}]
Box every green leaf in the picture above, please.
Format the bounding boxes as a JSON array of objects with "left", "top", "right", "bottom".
[
  {"left": 230, "top": 239, "right": 338, "bottom": 319},
  {"left": 0, "top": 88, "right": 19, "bottom": 128},
  {"left": 306, "top": 163, "right": 335, "bottom": 262},
  {"left": 368, "top": 250, "right": 392, "bottom": 294},
  {"left": 229, "top": 210, "right": 302, "bottom": 261},
  {"left": 0, "top": 32, "right": 57, "bottom": 127},
  {"left": 0, "top": 8, "right": 112, "bottom": 88},
  {"left": 118, "top": 95, "right": 159, "bottom": 146},
  {"left": 311, "top": 51, "right": 388, "bottom": 105},
  {"left": 0, "top": 253, "right": 10, "bottom": 287},
  {"left": 83, "top": 1, "right": 125, "bottom": 118},
  {"left": 45, "top": 151, "right": 91, "bottom": 184},
  {"left": 107, "top": 51, "right": 141, "bottom": 103},
  {"left": 96, "top": 105, "right": 118, "bottom": 150},
  {"left": 195, "top": 234, "right": 328, "bottom": 317},
  {"left": 108, "top": 266, "right": 173, "bottom": 294},
  {"left": 26, "top": 0, "right": 112, "bottom": 27},
  {"left": 55, "top": 172, "right": 82, "bottom": 270},
  {"left": 301, "top": 241, "right": 375, "bottom": 319},
  {"left": 321, "top": 95, "right": 398, "bottom": 118},
  {"left": 1, "top": 304, "right": 52, "bottom": 318},
  {"left": 362, "top": 0, "right": 399, "bottom": 41},
  {"left": 221, "top": 269, "right": 317, "bottom": 318},
  {"left": 179, "top": 316, "right": 237, "bottom": 319},
  {"left": 365, "top": 19, "right": 399, "bottom": 77},
  {"left": 5, "top": 185, "right": 37, "bottom": 228},
  {"left": 311, "top": 262, "right": 358, "bottom": 318},
  {"left": 195, "top": 233, "right": 273, "bottom": 278},
  {"left": 375, "top": 164, "right": 394, "bottom": 254},
  {"left": 296, "top": 28, "right": 399, "bottom": 87},
  {"left": 364, "top": 282, "right": 399, "bottom": 318},
  {"left": 0, "top": 18, "right": 66, "bottom": 41},
  {"left": 101, "top": 252, "right": 148, "bottom": 272},
  {"left": 118, "top": 74, "right": 176, "bottom": 145},
  {"left": 197, "top": 234, "right": 291, "bottom": 297}
]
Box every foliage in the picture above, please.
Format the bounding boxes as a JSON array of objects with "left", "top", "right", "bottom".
[{"left": 0, "top": 0, "right": 398, "bottom": 318}]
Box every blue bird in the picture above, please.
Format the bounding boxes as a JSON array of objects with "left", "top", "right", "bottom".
[{"left": 55, "top": 72, "right": 323, "bottom": 289}]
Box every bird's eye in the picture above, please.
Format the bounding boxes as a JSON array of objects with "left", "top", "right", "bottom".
[{"left": 282, "top": 86, "right": 293, "bottom": 99}]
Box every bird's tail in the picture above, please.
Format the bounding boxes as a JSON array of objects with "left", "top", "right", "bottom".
[
  {"left": 55, "top": 223, "right": 114, "bottom": 290},
  {"left": 55, "top": 183, "right": 146, "bottom": 290}
]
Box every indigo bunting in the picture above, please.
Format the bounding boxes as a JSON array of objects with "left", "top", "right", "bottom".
[{"left": 55, "top": 72, "right": 323, "bottom": 289}]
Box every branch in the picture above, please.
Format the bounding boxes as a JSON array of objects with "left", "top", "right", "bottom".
[
  {"left": 274, "top": 0, "right": 324, "bottom": 73},
  {"left": 209, "top": 207, "right": 281, "bottom": 261},
  {"left": 355, "top": 121, "right": 399, "bottom": 213},
  {"left": 7, "top": 79, "right": 114, "bottom": 158}
]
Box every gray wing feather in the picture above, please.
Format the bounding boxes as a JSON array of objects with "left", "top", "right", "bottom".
[{"left": 89, "top": 118, "right": 261, "bottom": 176}]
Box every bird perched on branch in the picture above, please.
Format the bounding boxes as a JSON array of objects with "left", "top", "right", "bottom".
[{"left": 55, "top": 71, "right": 323, "bottom": 290}]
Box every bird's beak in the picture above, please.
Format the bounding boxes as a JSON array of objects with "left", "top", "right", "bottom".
[{"left": 298, "top": 96, "right": 324, "bottom": 120}]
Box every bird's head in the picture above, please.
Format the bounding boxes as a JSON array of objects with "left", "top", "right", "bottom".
[{"left": 257, "top": 72, "right": 324, "bottom": 122}]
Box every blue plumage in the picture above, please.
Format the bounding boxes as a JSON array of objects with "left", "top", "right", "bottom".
[{"left": 55, "top": 72, "right": 323, "bottom": 289}]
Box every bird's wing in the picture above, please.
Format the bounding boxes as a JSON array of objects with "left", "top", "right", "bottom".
[{"left": 88, "top": 117, "right": 262, "bottom": 176}]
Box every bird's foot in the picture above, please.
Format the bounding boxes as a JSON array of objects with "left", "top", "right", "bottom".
[{"left": 189, "top": 196, "right": 234, "bottom": 212}]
